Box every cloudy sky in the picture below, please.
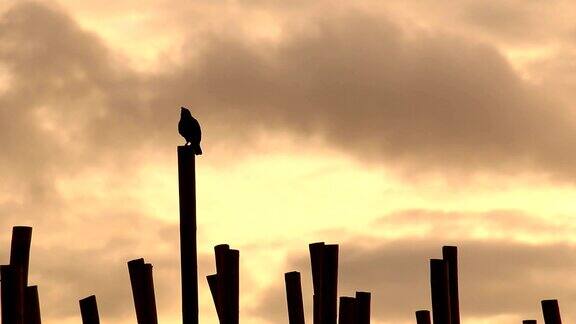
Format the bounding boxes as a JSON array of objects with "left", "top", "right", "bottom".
[{"left": 1, "top": 0, "right": 576, "bottom": 323}]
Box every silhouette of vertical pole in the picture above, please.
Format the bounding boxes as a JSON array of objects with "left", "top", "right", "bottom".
[
  {"left": 416, "top": 310, "right": 431, "bottom": 324},
  {"left": 442, "top": 247, "right": 459, "bottom": 324},
  {"left": 1, "top": 265, "right": 25, "bottom": 324},
  {"left": 338, "top": 297, "right": 357, "bottom": 324},
  {"left": 323, "top": 245, "right": 338, "bottom": 324},
  {"left": 215, "top": 244, "right": 230, "bottom": 324},
  {"left": 430, "top": 259, "right": 451, "bottom": 324},
  {"left": 523, "top": 321, "right": 537, "bottom": 324},
  {"left": 541, "top": 300, "right": 562, "bottom": 324},
  {"left": 178, "top": 146, "right": 198, "bottom": 324},
  {"left": 79, "top": 295, "right": 100, "bottom": 324},
  {"left": 230, "top": 250, "right": 239, "bottom": 324},
  {"left": 24, "top": 286, "right": 41, "bottom": 324},
  {"left": 10, "top": 226, "right": 32, "bottom": 287},
  {"left": 285, "top": 272, "right": 305, "bottom": 324},
  {"left": 129, "top": 259, "right": 147, "bottom": 324},
  {"left": 142, "top": 263, "right": 159, "bottom": 324},
  {"left": 355, "top": 292, "right": 370, "bottom": 324},
  {"left": 309, "top": 243, "right": 325, "bottom": 324}
]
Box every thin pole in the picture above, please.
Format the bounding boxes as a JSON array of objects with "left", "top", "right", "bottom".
[
  {"left": 323, "top": 245, "right": 339, "bottom": 324},
  {"left": 143, "top": 263, "right": 159, "bottom": 324},
  {"left": 355, "top": 292, "right": 370, "bottom": 324},
  {"left": 430, "top": 259, "right": 451, "bottom": 324},
  {"left": 79, "top": 295, "right": 100, "bottom": 324},
  {"left": 230, "top": 250, "right": 240, "bottom": 324},
  {"left": 309, "top": 243, "right": 325, "bottom": 324},
  {"left": 285, "top": 272, "right": 305, "bottom": 324},
  {"left": 178, "top": 146, "right": 198, "bottom": 324},
  {"left": 541, "top": 300, "right": 562, "bottom": 324},
  {"left": 128, "top": 258, "right": 147, "bottom": 324},
  {"left": 442, "top": 246, "right": 459, "bottom": 324}
]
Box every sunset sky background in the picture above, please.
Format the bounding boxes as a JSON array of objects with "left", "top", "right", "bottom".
[{"left": 2, "top": 1, "right": 576, "bottom": 323}]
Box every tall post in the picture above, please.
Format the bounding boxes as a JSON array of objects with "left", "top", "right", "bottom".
[
  {"left": 323, "top": 245, "right": 339, "bottom": 324},
  {"left": 10, "top": 227, "right": 32, "bottom": 287},
  {"left": 1, "top": 265, "right": 25, "bottom": 324},
  {"left": 285, "top": 272, "right": 305, "bottom": 324},
  {"left": 416, "top": 310, "right": 432, "bottom": 324},
  {"left": 79, "top": 295, "right": 100, "bottom": 324},
  {"left": 430, "top": 259, "right": 451, "bottom": 324},
  {"left": 142, "top": 263, "right": 159, "bottom": 324},
  {"left": 541, "top": 300, "right": 562, "bottom": 324},
  {"left": 309, "top": 243, "right": 325, "bottom": 324},
  {"left": 355, "top": 292, "right": 370, "bottom": 324},
  {"left": 178, "top": 146, "right": 198, "bottom": 324},
  {"left": 442, "top": 247, "right": 460, "bottom": 324},
  {"left": 24, "top": 286, "right": 42, "bottom": 324}
]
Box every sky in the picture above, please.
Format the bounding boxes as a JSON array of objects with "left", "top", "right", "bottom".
[{"left": 1, "top": 0, "right": 576, "bottom": 323}]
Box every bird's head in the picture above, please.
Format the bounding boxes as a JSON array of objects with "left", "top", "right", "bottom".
[{"left": 180, "top": 106, "right": 192, "bottom": 118}]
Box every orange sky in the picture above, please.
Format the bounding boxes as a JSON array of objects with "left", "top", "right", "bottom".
[{"left": 2, "top": 1, "right": 576, "bottom": 323}]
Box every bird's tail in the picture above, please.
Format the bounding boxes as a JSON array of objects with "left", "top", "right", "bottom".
[{"left": 194, "top": 143, "right": 203, "bottom": 155}]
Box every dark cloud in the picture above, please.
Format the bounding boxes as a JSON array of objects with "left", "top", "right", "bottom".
[{"left": 252, "top": 238, "right": 576, "bottom": 323}]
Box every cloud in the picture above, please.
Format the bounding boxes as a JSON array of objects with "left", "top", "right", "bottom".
[{"left": 252, "top": 238, "right": 576, "bottom": 324}]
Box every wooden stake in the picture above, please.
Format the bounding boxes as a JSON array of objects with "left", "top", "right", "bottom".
[
  {"left": 355, "top": 292, "right": 370, "bottom": 324},
  {"left": 1, "top": 264, "right": 25, "bottom": 324},
  {"left": 79, "top": 295, "right": 100, "bottom": 324},
  {"left": 178, "top": 146, "right": 199, "bottom": 324},
  {"left": 541, "top": 300, "right": 562, "bottom": 324},
  {"left": 442, "top": 246, "right": 460, "bottom": 324},
  {"left": 323, "top": 245, "right": 339, "bottom": 324},
  {"left": 415, "top": 310, "right": 431, "bottom": 324},
  {"left": 309, "top": 242, "right": 325, "bottom": 324},
  {"left": 338, "top": 297, "right": 357, "bottom": 324},
  {"left": 10, "top": 226, "right": 32, "bottom": 287},
  {"left": 430, "top": 259, "right": 451, "bottom": 324},
  {"left": 285, "top": 271, "right": 305, "bottom": 324},
  {"left": 24, "top": 286, "right": 42, "bottom": 324}
]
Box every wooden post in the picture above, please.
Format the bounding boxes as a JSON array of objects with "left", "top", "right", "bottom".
[
  {"left": 128, "top": 258, "right": 147, "bottom": 324},
  {"left": 541, "top": 300, "right": 562, "bottom": 324},
  {"left": 338, "top": 297, "right": 357, "bottom": 324},
  {"left": 430, "top": 259, "right": 451, "bottom": 324},
  {"left": 1, "top": 264, "right": 25, "bottom": 324},
  {"left": 142, "top": 263, "right": 159, "bottom": 324},
  {"left": 523, "top": 321, "right": 537, "bottom": 324},
  {"left": 230, "top": 249, "right": 240, "bottom": 324},
  {"left": 215, "top": 244, "right": 230, "bottom": 324},
  {"left": 285, "top": 272, "right": 305, "bottom": 324},
  {"left": 416, "top": 310, "right": 431, "bottom": 324},
  {"left": 178, "top": 146, "right": 198, "bottom": 324},
  {"left": 79, "top": 295, "right": 100, "bottom": 324},
  {"left": 323, "top": 245, "right": 338, "bottom": 324},
  {"left": 442, "top": 246, "right": 459, "bottom": 324},
  {"left": 10, "top": 227, "right": 32, "bottom": 287},
  {"left": 309, "top": 243, "right": 325, "bottom": 324},
  {"left": 355, "top": 292, "right": 370, "bottom": 324},
  {"left": 24, "top": 286, "right": 42, "bottom": 324}
]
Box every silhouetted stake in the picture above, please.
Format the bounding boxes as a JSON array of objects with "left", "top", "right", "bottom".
[
  {"left": 338, "top": 297, "right": 357, "bottom": 324},
  {"left": 128, "top": 259, "right": 158, "bottom": 324},
  {"left": 79, "top": 295, "right": 100, "bottom": 324},
  {"left": 24, "top": 286, "right": 41, "bottom": 324},
  {"left": 523, "top": 321, "right": 537, "bottom": 324},
  {"left": 285, "top": 272, "right": 305, "bottom": 324},
  {"left": 142, "top": 263, "right": 159, "bottom": 324},
  {"left": 415, "top": 310, "right": 432, "bottom": 324},
  {"left": 230, "top": 249, "right": 240, "bottom": 324},
  {"left": 323, "top": 245, "right": 339, "bottom": 324},
  {"left": 207, "top": 274, "right": 221, "bottom": 321},
  {"left": 178, "top": 146, "right": 199, "bottom": 324},
  {"left": 430, "top": 259, "right": 451, "bottom": 324},
  {"left": 309, "top": 242, "right": 325, "bottom": 324},
  {"left": 215, "top": 244, "right": 230, "bottom": 323},
  {"left": 129, "top": 259, "right": 147, "bottom": 324},
  {"left": 1, "top": 264, "right": 25, "bottom": 324},
  {"left": 355, "top": 292, "right": 370, "bottom": 324},
  {"left": 442, "top": 247, "right": 459, "bottom": 324},
  {"left": 10, "top": 226, "right": 32, "bottom": 287},
  {"left": 541, "top": 300, "right": 562, "bottom": 324}
]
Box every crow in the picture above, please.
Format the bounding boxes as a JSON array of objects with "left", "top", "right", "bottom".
[{"left": 178, "top": 107, "right": 203, "bottom": 155}]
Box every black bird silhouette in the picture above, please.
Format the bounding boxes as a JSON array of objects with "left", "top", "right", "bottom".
[{"left": 178, "top": 107, "right": 203, "bottom": 155}]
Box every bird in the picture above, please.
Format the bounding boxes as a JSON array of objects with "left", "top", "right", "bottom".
[{"left": 178, "top": 107, "right": 203, "bottom": 155}]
